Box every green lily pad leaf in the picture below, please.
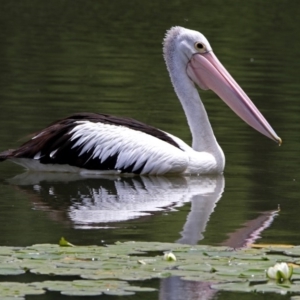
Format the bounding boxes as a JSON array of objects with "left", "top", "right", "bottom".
[
  {"left": 0, "top": 298, "right": 25, "bottom": 300},
  {"left": 2, "top": 241, "right": 300, "bottom": 297},
  {"left": 104, "top": 290, "right": 135, "bottom": 296},
  {"left": 0, "top": 267, "right": 25, "bottom": 275},
  {"left": 61, "top": 290, "right": 103, "bottom": 296},
  {"left": 291, "top": 266, "right": 300, "bottom": 273},
  {"left": 14, "top": 251, "right": 61, "bottom": 260},
  {"left": 26, "top": 244, "right": 60, "bottom": 253},
  {"left": 31, "top": 266, "right": 84, "bottom": 276},
  {"left": 253, "top": 282, "right": 290, "bottom": 294},
  {"left": 180, "top": 273, "right": 228, "bottom": 282},
  {"left": 251, "top": 244, "right": 294, "bottom": 249},
  {"left": 1, "top": 296, "right": 25, "bottom": 300},
  {"left": 211, "top": 282, "right": 254, "bottom": 292},
  {"left": 248, "top": 279, "right": 268, "bottom": 285},
  {"left": 125, "top": 286, "right": 157, "bottom": 292},
  {"left": 177, "top": 263, "right": 213, "bottom": 272},
  {"left": 34, "top": 280, "right": 70, "bottom": 292},
  {"left": 0, "top": 247, "right": 20, "bottom": 256},
  {"left": 0, "top": 282, "right": 45, "bottom": 297}
]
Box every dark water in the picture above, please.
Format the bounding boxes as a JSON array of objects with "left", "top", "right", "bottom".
[{"left": 0, "top": 1, "right": 299, "bottom": 299}]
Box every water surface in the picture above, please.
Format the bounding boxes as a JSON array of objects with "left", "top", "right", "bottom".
[{"left": 0, "top": 1, "right": 299, "bottom": 299}]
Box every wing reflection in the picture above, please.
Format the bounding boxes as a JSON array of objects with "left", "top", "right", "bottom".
[
  {"left": 7, "top": 172, "right": 280, "bottom": 300},
  {"left": 8, "top": 172, "right": 224, "bottom": 244}
]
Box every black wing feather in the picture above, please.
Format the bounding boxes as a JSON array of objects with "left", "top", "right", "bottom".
[{"left": 0, "top": 113, "right": 181, "bottom": 173}]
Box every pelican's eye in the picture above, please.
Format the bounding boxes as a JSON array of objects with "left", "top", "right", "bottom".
[{"left": 194, "top": 42, "right": 206, "bottom": 53}]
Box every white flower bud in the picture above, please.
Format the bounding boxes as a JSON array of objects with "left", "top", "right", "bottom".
[
  {"left": 164, "top": 252, "right": 177, "bottom": 261},
  {"left": 266, "top": 262, "right": 293, "bottom": 281}
]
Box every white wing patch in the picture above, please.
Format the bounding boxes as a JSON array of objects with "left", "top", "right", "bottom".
[
  {"left": 69, "top": 121, "right": 189, "bottom": 175},
  {"left": 33, "top": 151, "right": 42, "bottom": 160}
]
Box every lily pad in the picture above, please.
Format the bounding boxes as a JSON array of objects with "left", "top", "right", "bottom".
[
  {"left": 1, "top": 241, "right": 300, "bottom": 297},
  {"left": 211, "top": 282, "right": 254, "bottom": 293},
  {"left": 0, "top": 282, "right": 45, "bottom": 298}
]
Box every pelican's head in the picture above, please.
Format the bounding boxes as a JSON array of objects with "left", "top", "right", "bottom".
[
  {"left": 164, "top": 27, "right": 212, "bottom": 66},
  {"left": 163, "top": 26, "right": 281, "bottom": 145}
]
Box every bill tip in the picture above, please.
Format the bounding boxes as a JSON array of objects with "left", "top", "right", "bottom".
[{"left": 278, "top": 137, "right": 282, "bottom": 146}]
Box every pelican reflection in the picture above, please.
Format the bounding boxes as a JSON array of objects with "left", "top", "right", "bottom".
[
  {"left": 7, "top": 172, "right": 280, "bottom": 300},
  {"left": 8, "top": 172, "right": 224, "bottom": 244}
]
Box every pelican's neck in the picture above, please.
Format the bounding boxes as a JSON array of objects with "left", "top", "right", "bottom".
[
  {"left": 163, "top": 29, "right": 224, "bottom": 169},
  {"left": 174, "top": 67, "right": 222, "bottom": 152},
  {"left": 174, "top": 71, "right": 224, "bottom": 169}
]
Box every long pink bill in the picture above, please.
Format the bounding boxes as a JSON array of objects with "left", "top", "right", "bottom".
[{"left": 187, "top": 51, "right": 282, "bottom": 145}]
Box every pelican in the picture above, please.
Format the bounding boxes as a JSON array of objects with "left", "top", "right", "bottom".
[{"left": 0, "top": 26, "right": 281, "bottom": 175}]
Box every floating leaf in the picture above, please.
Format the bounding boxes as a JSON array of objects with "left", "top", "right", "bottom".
[
  {"left": 1, "top": 241, "right": 300, "bottom": 297},
  {"left": 61, "top": 290, "right": 103, "bottom": 296},
  {"left": 211, "top": 282, "right": 253, "bottom": 293},
  {"left": 0, "top": 282, "right": 45, "bottom": 298},
  {"left": 125, "top": 286, "right": 157, "bottom": 292},
  {"left": 104, "top": 290, "right": 135, "bottom": 296},
  {"left": 251, "top": 244, "right": 294, "bottom": 249}
]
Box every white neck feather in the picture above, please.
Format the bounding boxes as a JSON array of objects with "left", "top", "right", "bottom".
[{"left": 163, "top": 27, "right": 224, "bottom": 169}]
